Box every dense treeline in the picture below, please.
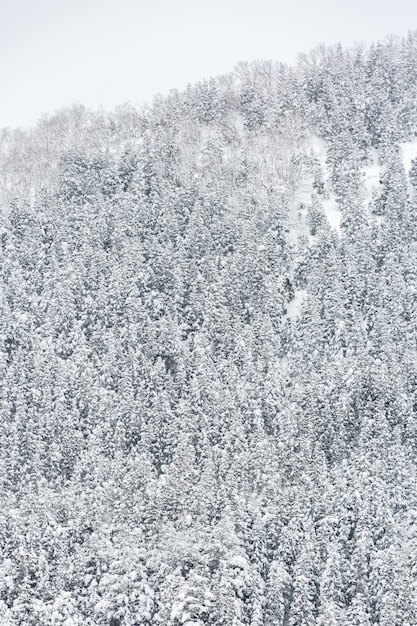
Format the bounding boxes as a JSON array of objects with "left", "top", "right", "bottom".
[{"left": 1, "top": 33, "right": 417, "bottom": 625}]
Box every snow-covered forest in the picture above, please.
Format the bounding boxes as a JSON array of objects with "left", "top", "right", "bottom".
[{"left": 2, "top": 33, "right": 417, "bottom": 625}]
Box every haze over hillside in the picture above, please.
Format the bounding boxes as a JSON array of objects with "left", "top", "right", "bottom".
[{"left": 2, "top": 33, "right": 417, "bottom": 625}]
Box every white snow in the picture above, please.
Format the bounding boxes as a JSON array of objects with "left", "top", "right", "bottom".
[
  {"left": 289, "top": 134, "right": 342, "bottom": 242},
  {"left": 287, "top": 204, "right": 310, "bottom": 245},
  {"left": 322, "top": 194, "right": 341, "bottom": 232},
  {"left": 361, "top": 141, "right": 417, "bottom": 214},
  {"left": 286, "top": 289, "right": 307, "bottom": 322},
  {"left": 230, "top": 554, "right": 248, "bottom": 569},
  {"left": 306, "top": 135, "right": 341, "bottom": 233},
  {"left": 310, "top": 135, "right": 327, "bottom": 163},
  {"left": 293, "top": 172, "right": 315, "bottom": 206},
  {"left": 400, "top": 140, "right": 417, "bottom": 173},
  {"left": 400, "top": 139, "right": 417, "bottom": 197},
  {"left": 362, "top": 148, "right": 381, "bottom": 205}
]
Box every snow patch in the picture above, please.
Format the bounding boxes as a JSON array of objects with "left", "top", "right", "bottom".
[
  {"left": 293, "top": 176, "right": 314, "bottom": 206},
  {"left": 310, "top": 135, "right": 327, "bottom": 163},
  {"left": 309, "top": 135, "right": 341, "bottom": 233},
  {"left": 286, "top": 289, "right": 306, "bottom": 322},
  {"left": 322, "top": 194, "right": 341, "bottom": 232},
  {"left": 362, "top": 149, "right": 381, "bottom": 204},
  {"left": 400, "top": 140, "right": 417, "bottom": 173},
  {"left": 363, "top": 164, "right": 381, "bottom": 200},
  {"left": 287, "top": 205, "right": 311, "bottom": 245}
]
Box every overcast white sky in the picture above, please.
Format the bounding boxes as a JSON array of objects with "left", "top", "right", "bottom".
[{"left": 1, "top": 0, "right": 417, "bottom": 129}]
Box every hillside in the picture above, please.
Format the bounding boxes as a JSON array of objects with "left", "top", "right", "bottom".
[{"left": 2, "top": 34, "right": 417, "bottom": 625}]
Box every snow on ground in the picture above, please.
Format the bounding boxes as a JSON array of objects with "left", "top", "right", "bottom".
[
  {"left": 293, "top": 174, "right": 315, "bottom": 206},
  {"left": 309, "top": 136, "right": 342, "bottom": 233},
  {"left": 287, "top": 212, "right": 310, "bottom": 246},
  {"left": 310, "top": 135, "right": 327, "bottom": 166},
  {"left": 362, "top": 148, "right": 381, "bottom": 205},
  {"left": 401, "top": 140, "right": 417, "bottom": 197},
  {"left": 285, "top": 138, "right": 417, "bottom": 323},
  {"left": 361, "top": 142, "right": 417, "bottom": 205},
  {"left": 294, "top": 134, "right": 342, "bottom": 234},
  {"left": 322, "top": 195, "right": 342, "bottom": 232},
  {"left": 360, "top": 141, "right": 417, "bottom": 213},
  {"left": 400, "top": 140, "right": 417, "bottom": 173},
  {"left": 288, "top": 169, "right": 313, "bottom": 245},
  {"left": 286, "top": 289, "right": 307, "bottom": 323}
]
